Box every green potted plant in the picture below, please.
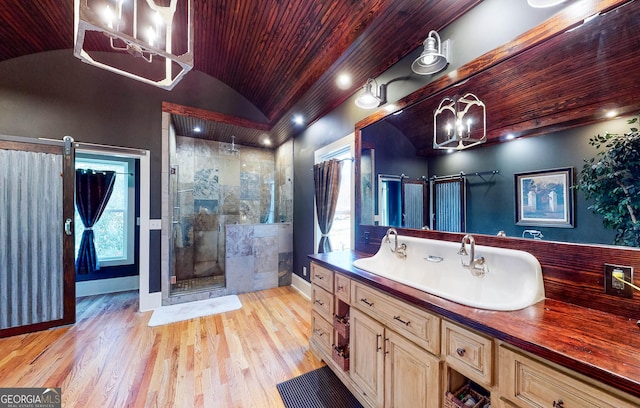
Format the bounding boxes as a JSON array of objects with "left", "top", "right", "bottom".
[{"left": 576, "top": 118, "right": 640, "bottom": 247}]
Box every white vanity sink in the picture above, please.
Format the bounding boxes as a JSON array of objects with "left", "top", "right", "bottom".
[{"left": 352, "top": 234, "right": 545, "bottom": 311}]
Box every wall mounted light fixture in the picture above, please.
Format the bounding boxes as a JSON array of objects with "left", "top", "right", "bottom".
[
  {"left": 355, "top": 79, "right": 388, "bottom": 109},
  {"left": 74, "top": 0, "right": 194, "bottom": 90},
  {"left": 412, "top": 30, "right": 450, "bottom": 75},
  {"left": 433, "top": 93, "right": 486, "bottom": 150}
]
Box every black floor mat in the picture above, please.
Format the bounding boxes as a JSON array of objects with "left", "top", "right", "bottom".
[{"left": 276, "top": 366, "right": 363, "bottom": 408}]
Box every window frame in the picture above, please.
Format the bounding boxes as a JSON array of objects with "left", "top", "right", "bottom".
[
  {"left": 313, "top": 133, "right": 355, "bottom": 253},
  {"left": 75, "top": 154, "right": 136, "bottom": 267}
]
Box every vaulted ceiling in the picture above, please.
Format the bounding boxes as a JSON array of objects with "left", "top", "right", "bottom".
[{"left": 0, "top": 0, "right": 482, "bottom": 147}]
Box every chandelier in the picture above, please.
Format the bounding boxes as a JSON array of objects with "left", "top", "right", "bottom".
[
  {"left": 73, "top": 0, "right": 194, "bottom": 90},
  {"left": 433, "top": 93, "right": 486, "bottom": 150}
]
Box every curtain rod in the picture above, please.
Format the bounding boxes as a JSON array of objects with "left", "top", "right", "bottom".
[
  {"left": 431, "top": 170, "right": 499, "bottom": 181},
  {"left": 38, "top": 138, "right": 147, "bottom": 156}
]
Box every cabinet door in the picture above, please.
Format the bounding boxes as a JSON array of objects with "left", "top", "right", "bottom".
[
  {"left": 351, "top": 308, "right": 385, "bottom": 408},
  {"left": 499, "top": 346, "right": 639, "bottom": 408},
  {"left": 385, "top": 329, "right": 441, "bottom": 408}
]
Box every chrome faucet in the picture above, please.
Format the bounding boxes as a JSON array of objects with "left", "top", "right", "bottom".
[
  {"left": 458, "top": 234, "right": 487, "bottom": 276},
  {"left": 384, "top": 228, "right": 407, "bottom": 258}
]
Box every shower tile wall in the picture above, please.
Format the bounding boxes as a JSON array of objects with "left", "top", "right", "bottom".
[
  {"left": 226, "top": 223, "right": 293, "bottom": 293},
  {"left": 173, "top": 136, "right": 276, "bottom": 281}
]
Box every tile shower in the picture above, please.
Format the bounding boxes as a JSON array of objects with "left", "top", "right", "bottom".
[{"left": 164, "top": 129, "right": 294, "bottom": 304}]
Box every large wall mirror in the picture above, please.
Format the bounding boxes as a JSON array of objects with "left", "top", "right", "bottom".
[{"left": 355, "top": 1, "right": 640, "bottom": 248}]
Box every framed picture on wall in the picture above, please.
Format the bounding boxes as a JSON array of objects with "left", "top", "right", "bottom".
[{"left": 514, "top": 167, "right": 574, "bottom": 228}]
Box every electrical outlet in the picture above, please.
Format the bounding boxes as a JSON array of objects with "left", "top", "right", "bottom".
[
  {"left": 604, "top": 263, "right": 633, "bottom": 298},
  {"left": 303, "top": 266, "right": 307, "bottom": 276},
  {"left": 170, "top": 275, "right": 177, "bottom": 284}
]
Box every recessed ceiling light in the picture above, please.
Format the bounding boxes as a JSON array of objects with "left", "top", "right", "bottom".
[
  {"left": 263, "top": 138, "right": 271, "bottom": 146},
  {"left": 336, "top": 73, "right": 352, "bottom": 90},
  {"left": 505, "top": 133, "right": 516, "bottom": 140},
  {"left": 293, "top": 115, "right": 304, "bottom": 125},
  {"left": 193, "top": 126, "right": 201, "bottom": 132},
  {"left": 605, "top": 110, "right": 618, "bottom": 118},
  {"left": 527, "top": 0, "right": 567, "bottom": 7}
]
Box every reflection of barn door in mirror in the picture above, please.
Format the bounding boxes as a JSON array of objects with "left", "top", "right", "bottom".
[
  {"left": 402, "top": 178, "right": 427, "bottom": 229},
  {"left": 430, "top": 175, "right": 466, "bottom": 232},
  {"left": 0, "top": 137, "right": 76, "bottom": 338}
]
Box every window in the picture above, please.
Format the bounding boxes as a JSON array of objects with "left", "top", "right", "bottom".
[
  {"left": 314, "top": 134, "right": 354, "bottom": 252},
  {"left": 75, "top": 155, "right": 135, "bottom": 266}
]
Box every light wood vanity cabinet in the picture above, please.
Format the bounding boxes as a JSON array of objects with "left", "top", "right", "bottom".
[
  {"left": 350, "top": 307, "right": 440, "bottom": 408},
  {"left": 498, "top": 346, "right": 640, "bottom": 408},
  {"left": 442, "top": 320, "right": 493, "bottom": 387},
  {"left": 308, "top": 261, "right": 640, "bottom": 408},
  {"left": 310, "top": 264, "right": 335, "bottom": 356},
  {"left": 351, "top": 280, "right": 440, "bottom": 356},
  {"left": 350, "top": 281, "right": 441, "bottom": 408}
]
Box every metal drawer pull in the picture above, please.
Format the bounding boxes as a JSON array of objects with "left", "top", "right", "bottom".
[
  {"left": 552, "top": 400, "right": 564, "bottom": 408},
  {"left": 456, "top": 347, "right": 466, "bottom": 357},
  {"left": 360, "top": 298, "right": 374, "bottom": 307},
  {"left": 393, "top": 315, "right": 410, "bottom": 326},
  {"left": 314, "top": 299, "right": 325, "bottom": 306},
  {"left": 376, "top": 334, "right": 382, "bottom": 351},
  {"left": 337, "top": 284, "right": 344, "bottom": 291},
  {"left": 314, "top": 329, "right": 324, "bottom": 337},
  {"left": 314, "top": 274, "right": 324, "bottom": 279}
]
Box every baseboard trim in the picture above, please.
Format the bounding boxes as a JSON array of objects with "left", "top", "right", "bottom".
[
  {"left": 291, "top": 274, "right": 311, "bottom": 300},
  {"left": 76, "top": 275, "right": 139, "bottom": 298}
]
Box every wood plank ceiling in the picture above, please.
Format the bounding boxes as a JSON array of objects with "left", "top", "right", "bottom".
[{"left": 0, "top": 0, "right": 482, "bottom": 148}]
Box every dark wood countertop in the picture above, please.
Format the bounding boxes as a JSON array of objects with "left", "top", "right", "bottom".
[{"left": 309, "top": 250, "right": 640, "bottom": 399}]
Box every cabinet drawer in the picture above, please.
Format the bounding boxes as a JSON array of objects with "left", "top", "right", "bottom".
[
  {"left": 351, "top": 281, "right": 440, "bottom": 356},
  {"left": 312, "top": 286, "right": 334, "bottom": 320},
  {"left": 499, "top": 346, "right": 640, "bottom": 408},
  {"left": 442, "top": 320, "right": 493, "bottom": 386},
  {"left": 334, "top": 273, "right": 351, "bottom": 303},
  {"left": 311, "top": 311, "right": 334, "bottom": 355},
  {"left": 311, "top": 262, "right": 334, "bottom": 293}
]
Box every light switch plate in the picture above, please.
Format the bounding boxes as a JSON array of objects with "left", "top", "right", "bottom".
[{"left": 604, "top": 263, "right": 634, "bottom": 298}]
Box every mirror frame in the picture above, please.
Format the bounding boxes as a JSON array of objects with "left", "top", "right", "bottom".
[{"left": 354, "top": 0, "right": 638, "bottom": 252}]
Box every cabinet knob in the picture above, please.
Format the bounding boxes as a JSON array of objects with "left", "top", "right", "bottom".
[
  {"left": 337, "top": 285, "right": 344, "bottom": 290},
  {"left": 552, "top": 400, "right": 564, "bottom": 408},
  {"left": 456, "top": 347, "right": 466, "bottom": 357}
]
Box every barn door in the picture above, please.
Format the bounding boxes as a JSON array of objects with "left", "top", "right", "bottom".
[{"left": 0, "top": 136, "right": 76, "bottom": 337}]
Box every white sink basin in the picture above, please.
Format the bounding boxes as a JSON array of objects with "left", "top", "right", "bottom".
[{"left": 352, "top": 235, "right": 544, "bottom": 311}]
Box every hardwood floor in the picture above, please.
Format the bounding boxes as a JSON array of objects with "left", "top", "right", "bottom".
[{"left": 0, "top": 286, "right": 325, "bottom": 407}]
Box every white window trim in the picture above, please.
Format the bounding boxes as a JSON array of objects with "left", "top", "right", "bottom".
[
  {"left": 313, "top": 132, "right": 355, "bottom": 253},
  {"left": 75, "top": 155, "right": 136, "bottom": 267}
]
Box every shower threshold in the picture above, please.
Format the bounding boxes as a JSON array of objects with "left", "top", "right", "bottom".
[{"left": 171, "top": 275, "right": 225, "bottom": 295}]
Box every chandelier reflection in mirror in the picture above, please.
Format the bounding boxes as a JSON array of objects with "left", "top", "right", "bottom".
[
  {"left": 74, "top": 0, "right": 194, "bottom": 90},
  {"left": 433, "top": 93, "right": 486, "bottom": 150}
]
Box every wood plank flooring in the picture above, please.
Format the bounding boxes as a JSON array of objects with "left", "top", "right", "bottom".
[{"left": 0, "top": 286, "right": 325, "bottom": 407}]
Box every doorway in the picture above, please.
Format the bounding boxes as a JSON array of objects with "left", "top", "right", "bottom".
[{"left": 74, "top": 153, "right": 140, "bottom": 297}]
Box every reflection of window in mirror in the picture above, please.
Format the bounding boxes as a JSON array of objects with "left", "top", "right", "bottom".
[
  {"left": 314, "top": 134, "right": 354, "bottom": 252},
  {"left": 360, "top": 148, "right": 375, "bottom": 225}
]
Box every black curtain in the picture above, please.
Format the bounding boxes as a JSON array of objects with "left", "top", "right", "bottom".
[
  {"left": 313, "top": 159, "right": 343, "bottom": 253},
  {"left": 75, "top": 169, "right": 116, "bottom": 275}
]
